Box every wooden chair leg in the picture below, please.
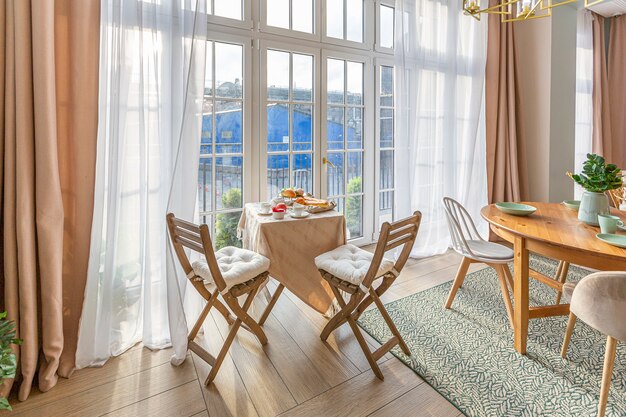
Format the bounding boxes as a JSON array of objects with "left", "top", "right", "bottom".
[
  {"left": 189, "top": 291, "right": 218, "bottom": 341},
  {"left": 224, "top": 288, "right": 268, "bottom": 345},
  {"left": 205, "top": 317, "right": 242, "bottom": 385},
  {"left": 370, "top": 288, "right": 410, "bottom": 356},
  {"left": 494, "top": 265, "right": 514, "bottom": 329},
  {"left": 445, "top": 257, "right": 472, "bottom": 309},
  {"left": 214, "top": 299, "right": 235, "bottom": 325},
  {"left": 345, "top": 315, "right": 385, "bottom": 380},
  {"left": 598, "top": 336, "right": 618, "bottom": 417},
  {"left": 259, "top": 282, "right": 284, "bottom": 326},
  {"left": 555, "top": 261, "right": 570, "bottom": 304},
  {"left": 561, "top": 312, "right": 577, "bottom": 358},
  {"left": 204, "top": 287, "right": 266, "bottom": 385},
  {"left": 320, "top": 286, "right": 360, "bottom": 342},
  {"left": 502, "top": 263, "right": 514, "bottom": 291}
]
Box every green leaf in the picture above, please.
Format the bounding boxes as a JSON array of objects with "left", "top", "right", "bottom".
[
  {"left": 0, "top": 397, "right": 12, "bottom": 411},
  {"left": 570, "top": 154, "right": 623, "bottom": 192}
]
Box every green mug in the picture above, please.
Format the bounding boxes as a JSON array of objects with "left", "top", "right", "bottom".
[{"left": 598, "top": 214, "right": 624, "bottom": 234}]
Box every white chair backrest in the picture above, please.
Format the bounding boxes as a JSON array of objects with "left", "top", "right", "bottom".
[{"left": 442, "top": 197, "right": 483, "bottom": 258}]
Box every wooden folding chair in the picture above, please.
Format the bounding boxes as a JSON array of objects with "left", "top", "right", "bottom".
[
  {"left": 166, "top": 213, "right": 270, "bottom": 385},
  {"left": 315, "top": 212, "right": 422, "bottom": 380}
]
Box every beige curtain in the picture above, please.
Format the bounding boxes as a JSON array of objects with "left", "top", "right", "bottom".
[
  {"left": 591, "top": 13, "right": 614, "bottom": 161},
  {"left": 0, "top": 0, "right": 99, "bottom": 401},
  {"left": 486, "top": 11, "right": 528, "bottom": 205},
  {"left": 608, "top": 15, "right": 626, "bottom": 168}
]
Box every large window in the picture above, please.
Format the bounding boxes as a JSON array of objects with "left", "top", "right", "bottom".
[
  {"left": 200, "top": 0, "right": 396, "bottom": 246},
  {"left": 326, "top": 57, "right": 365, "bottom": 239},
  {"left": 266, "top": 0, "right": 314, "bottom": 33},
  {"left": 199, "top": 41, "right": 245, "bottom": 249},
  {"left": 378, "top": 65, "right": 395, "bottom": 224},
  {"left": 265, "top": 49, "right": 316, "bottom": 198},
  {"left": 326, "top": 0, "right": 364, "bottom": 43}
]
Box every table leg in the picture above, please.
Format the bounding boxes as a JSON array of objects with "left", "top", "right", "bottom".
[{"left": 513, "top": 236, "right": 529, "bottom": 354}]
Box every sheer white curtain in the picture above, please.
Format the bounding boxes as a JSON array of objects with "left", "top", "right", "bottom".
[
  {"left": 76, "top": 0, "right": 207, "bottom": 368},
  {"left": 394, "top": 0, "right": 488, "bottom": 257},
  {"left": 574, "top": 9, "right": 594, "bottom": 200}
]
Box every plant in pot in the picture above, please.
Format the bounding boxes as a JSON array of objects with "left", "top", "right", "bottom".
[
  {"left": 568, "top": 153, "right": 623, "bottom": 226},
  {"left": 0, "top": 311, "right": 21, "bottom": 411}
]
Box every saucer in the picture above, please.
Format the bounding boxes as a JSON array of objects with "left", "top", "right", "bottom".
[
  {"left": 289, "top": 211, "right": 310, "bottom": 219},
  {"left": 257, "top": 210, "right": 272, "bottom": 216}
]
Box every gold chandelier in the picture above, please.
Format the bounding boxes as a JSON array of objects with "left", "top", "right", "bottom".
[{"left": 463, "top": 0, "right": 604, "bottom": 22}]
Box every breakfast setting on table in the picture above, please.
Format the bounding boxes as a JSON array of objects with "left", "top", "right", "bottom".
[{"left": 237, "top": 187, "right": 345, "bottom": 315}]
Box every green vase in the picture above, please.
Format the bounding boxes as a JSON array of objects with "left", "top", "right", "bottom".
[{"left": 578, "top": 191, "right": 610, "bottom": 226}]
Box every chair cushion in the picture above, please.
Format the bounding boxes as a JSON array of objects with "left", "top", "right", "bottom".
[
  {"left": 192, "top": 246, "right": 270, "bottom": 290},
  {"left": 314, "top": 244, "right": 395, "bottom": 286},
  {"left": 466, "top": 240, "right": 513, "bottom": 261}
]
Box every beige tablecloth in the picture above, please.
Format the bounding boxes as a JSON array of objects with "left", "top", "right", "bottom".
[{"left": 237, "top": 203, "right": 346, "bottom": 314}]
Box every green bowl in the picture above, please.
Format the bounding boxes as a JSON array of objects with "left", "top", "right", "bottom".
[
  {"left": 495, "top": 202, "right": 537, "bottom": 216},
  {"left": 596, "top": 233, "right": 626, "bottom": 249},
  {"left": 562, "top": 200, "right": 581, "bottom": 211}
]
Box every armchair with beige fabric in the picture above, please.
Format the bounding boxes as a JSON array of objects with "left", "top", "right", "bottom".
[{"left": 560, "top": 272, "right": 626, "bottom": 417}]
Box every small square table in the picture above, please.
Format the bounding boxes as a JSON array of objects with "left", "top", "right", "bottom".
[{"left": 237, "top": 203, "right": 346, "bottom": 314}]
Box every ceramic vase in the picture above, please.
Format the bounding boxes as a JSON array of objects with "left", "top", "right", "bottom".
[{"left": 578, "top": 191, "right": 610, "bottom": 226}]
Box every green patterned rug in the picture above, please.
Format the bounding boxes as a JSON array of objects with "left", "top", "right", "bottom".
[{"left": 357, "top": 255, "right": 626, "bottom": 417}]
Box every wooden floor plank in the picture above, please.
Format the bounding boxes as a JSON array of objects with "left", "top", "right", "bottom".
[
  {"left": 279, "top": 282, "right": 390, "bottom": 373},
  {"left": 367, "top": 382, "right": 461, "bottom": 417},
  {"left": 103, "top": 380, "right": 206, "bottom": 417},
  {"left": 255, "top": 308, "right": 331, "bottom": 403},
  {"left": 262, "top": 280, "right": 362, "bottom": 386},
  {"left": 278, "top": 360, "right": 423, "bottom": 417},
  {"left": 192, "top": 313, "right": 259, "bottom": 417},
  {"left": 9, "top": 346, "right": 174, "bottom": 414},
  {"left": 211, "top": 310, "right": 297, "bottom": 417},
  {"left": 11, "top": 359, "right": 196, "bottom": 417}
]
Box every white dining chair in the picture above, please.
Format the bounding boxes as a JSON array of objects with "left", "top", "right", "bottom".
[
  {"left": 442, "top": 197, "right": 515, "bottom": 327},
  {"left": 561, "top": 272, "right": 626, "bottom": 417}
]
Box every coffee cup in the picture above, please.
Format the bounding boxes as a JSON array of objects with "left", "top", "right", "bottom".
[
  {"left": 259, "top": 202, "right": 271, "bottom": 214},
  {"left": 598, "top": 214, "right": 624, "bottom": 234},
  {"left": 292, "top": 203, "right": 305, "bottom": 217}
]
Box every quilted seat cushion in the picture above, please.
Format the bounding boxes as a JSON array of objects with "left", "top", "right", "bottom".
[
  {"left": 466, "top": 240, "right": 513, "bottom": 261},
  {"left": 192, "top": 246, "right": 270, "bottom": 290},
  {"left": 314, "top": 244, "right": 395, "bottom": 286}
]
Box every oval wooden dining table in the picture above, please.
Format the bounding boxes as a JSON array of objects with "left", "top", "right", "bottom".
[{"left": 481, "top": 202, "right": 626, "bottom": 355}]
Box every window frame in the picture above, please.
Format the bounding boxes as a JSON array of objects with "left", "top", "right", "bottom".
[
  {"left": 260, "top": 41, "right": 322, "bottom": 201},
  {"left": 374, "top": 58, "right": 396, "bottom": 237},
  {"left": 207, "top": 0, "right": 253, "bottom": 29},
  {"left": 321, "top": 0, "right": 374, "bottom": 52},
  {"left": 198, "top": 32, "right": 253, "bottom": 239},
  {"left": 374, "top": 0, "right": 395, "bottom": 54},
  {"left": 320, "top": 49, "right": 375, "bottom": 245},
  {"left": 260, "top": 0, "right": 322, "bottom": 42}
]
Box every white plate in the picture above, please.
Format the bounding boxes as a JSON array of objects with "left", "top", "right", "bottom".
[
  {"left": 257, "top": 211, "right": 272, "bottom": 216},
  {"left": 289, "top": 212, "right": 310, "bottom": 219}
]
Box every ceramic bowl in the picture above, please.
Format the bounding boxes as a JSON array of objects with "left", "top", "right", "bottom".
[
  {"left": 272, "top": 210, "right": 285, "bottom": 220},
  {"left": 495, "top": 202, "right": 537, "bottom": 216}
]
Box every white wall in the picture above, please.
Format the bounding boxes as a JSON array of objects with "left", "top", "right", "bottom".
[{"left": 513, "top": 8, "right": 578, "bottom": 202}]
